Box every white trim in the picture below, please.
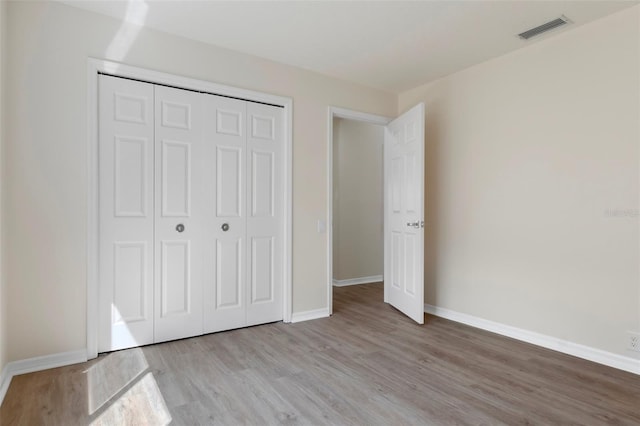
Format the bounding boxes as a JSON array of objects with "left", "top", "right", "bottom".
[
  {"left": 86, "top": 60, "right": 99, "bottom": 360},
  {"left": 0, "top": 366, "right": 10, "bottom": 406},
  {"left": 291, "top": 307, "right": 330, "bottom": 323},
  {"left": 327, "top": 107, "right": 391, "bottom": 316},
  {"left": 327, "top": 111, "right": 333, "bottom": 316},
  {"left": 331, "top": 107, "right": 391, "bottom": 124},
  {"left": 0, "top": 350, "right": 87, "bottom": 406},
  {"left": 424, "top": 304, "right": 640, "bottom": 376},
  {"left": 283, "top": 98, "right": 293, "bottom": 323},
  {"left": 87, "top": 58, "right": 294, "bottom": 357},
  {"left": 332, "top": 275, "right": 383, "bottom": 287}
]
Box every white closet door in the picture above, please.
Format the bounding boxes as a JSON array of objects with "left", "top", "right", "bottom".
[
  {"left": 153, "top": 85, "right": 204, "bottom": 342},
  {"left": 203, "top": 95, "right": 248, "bottom": 333},
  {"left": 246, "top": 103, "right": 283, "bottom": 326},
  {"left": 98, "top": 75, "right": 155, "bottom": 352},
  {"left": 99, "top": 75, "right": 285, "bottom": 351}
]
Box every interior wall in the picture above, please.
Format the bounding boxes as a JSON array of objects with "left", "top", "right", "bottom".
[
  {"left": 0, "top": 0, "right": 7, "bottom": 376},
  {"left": 4, "top": 1, "right": 396, "bottom": 362},
  {"left": 332, "top": 118, "right": 384, "bottom": 281},
  {"left": 399, "top": 5, "right": 640, "bottom": 358}
]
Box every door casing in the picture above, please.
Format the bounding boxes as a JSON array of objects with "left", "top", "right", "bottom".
[
  {"left": 326, "top": 107, "right": 391, "bottom": 315},
  {"left": 87, "top": 58, "right": 293, "bottom": 359}
]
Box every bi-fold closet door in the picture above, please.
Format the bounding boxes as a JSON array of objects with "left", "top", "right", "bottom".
[{"left": 98, "top": 74, "right": 283, "bottom": 353}]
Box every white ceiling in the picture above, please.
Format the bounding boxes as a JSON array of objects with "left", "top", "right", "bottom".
[{"left": 58, "top": 0, "right": 638, "bottom": 93}]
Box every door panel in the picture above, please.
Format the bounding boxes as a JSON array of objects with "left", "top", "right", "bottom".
[
  {"left": 384, "top": 103, "right": 425, "bottom": 324},
  {"left": 161, "top": 100, "right": 192, "bottom": 129},
  {"left": 216, "top": 109, "right": 243, "bottom": 135},
  {"left": 160, "top": 241, "right": 191, "bottom": 316},
  {"left": 99, "top": 75, "right": 154, "bottom": 352},
  {"left": 154, "top": 85, "right": 204, "bottom": 343},
  {"left": 114, "top": 92, "right": 148, "bottom": 124},
  {"left": 216, "top": 146, "right": 242, "bottom": 217},
  {"left": 405, "top": 153, "right": 417, "bottom": 214},
  {"left": 391, "top": 232, "right": 402, "bottom": 290},
  {"left": 203, "top": 95, "right": 247, "bottom": 333},
  {"left": 162, "top": 140, "right": 192, "bottom": 216},
  {"left": 113, "top": 242, "right": 148, "bottom": 323},
  {"left": 246, "top": 102, "right": 283, "bottom": 326},
  {"left": 114, "top": 136, "right": 148, "bottom": 217},
  {"left": 404, "top": 234, "right": 417, "bottom": 295},
  {"left": 251, "top": 114, "right": 275, "bottom": 140},
  {"left": 216, "top": 238, "right": 243, "bottom": 308},
  {"left": 391, "top": 156, "right": 402, "bottom": 212},
  {"left": 251, "top": 151, "right": 275, "bottom": 217},
  {"left": 251, "top": 236, "right": 274, "bottom": 303}
]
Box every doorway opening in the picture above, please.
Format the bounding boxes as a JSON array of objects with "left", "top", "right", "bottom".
[{"left": 327, "top": 108, "right": 390, "bottom": 314}]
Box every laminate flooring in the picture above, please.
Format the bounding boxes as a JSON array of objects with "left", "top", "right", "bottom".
[{"left": 1, "top": 283, "right": 639, "bottom": 425}]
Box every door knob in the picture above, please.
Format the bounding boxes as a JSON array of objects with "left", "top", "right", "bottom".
[
  {"left": 221, "top": 223, "right": 229, "bottom": 232},
  {"left": 176, "top": 224, "right": 185, "bottom": 233},
  {"left": 406, "top": 221, "right": 424, "bottom": 229}
]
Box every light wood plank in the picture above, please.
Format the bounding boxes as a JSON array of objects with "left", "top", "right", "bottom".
[{"left": 1, "top": 283, "right": 639, "bottom": 425}]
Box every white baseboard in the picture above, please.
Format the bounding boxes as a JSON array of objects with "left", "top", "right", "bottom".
[
  {"left": 291, "top": 307, "right": 330, "bottom": 323},
  {"left": 0, "top": 366, "right": 10, "bottom": 407},
  {"left": 424, "top": 304, "right": 640, "bottom": 376},
  {"left": 332, "top": 275, "right": 383, "bottom": 287},
  {"left": 0, "top": 349, "right": 87, "bottom": 406}
]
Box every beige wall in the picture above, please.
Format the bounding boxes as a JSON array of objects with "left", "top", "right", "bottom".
[
  {"left": 399, "top": 6, "right": 640, "bottom": 358},
  {"left": 4, "top": 1, "right": 396, "bottom": 362},
  {"left": 332, "top": 118, "right": 384, "bottom": 281},
  {"left": 0, "top": 0, "right": 7, "bottom": 375}
]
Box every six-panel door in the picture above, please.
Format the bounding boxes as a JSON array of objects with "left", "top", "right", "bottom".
[
  {"left": 246, "top": 102, "right": 283, "bottom": 327},
  {"left": 384, "top": 103, "right": 425, "bottom": 324},
  {"left": 99, "top": 75, "right": 155, "bottom": 352},
  {"left": 202, "top": 95, "right": 247, "bottom": 332},
  {"left": 154, "top": 85, "right": 205, "bottom": 343}
]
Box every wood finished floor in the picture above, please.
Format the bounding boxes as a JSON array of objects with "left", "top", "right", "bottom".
[{"left": 1, "top": 282, "right": 639, "bottom": 425}]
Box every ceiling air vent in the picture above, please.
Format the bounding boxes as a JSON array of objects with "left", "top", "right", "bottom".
[{"left": 518, "top": 15, "right": 570, "bottom": 40}]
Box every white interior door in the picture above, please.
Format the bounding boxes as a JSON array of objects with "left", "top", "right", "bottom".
[
  {"left": 153, "top": 85, "right": 204, "bottom": 342},
  {"left": 246, "top": 102, "right": 283, "bottom": 326},
  {"left": 202, "top": 96, "right": 285, "bottom": 332},
  {"left": 384, "top": 103, "right": 425, "bottom": 324},
  {"left": 203, "top": 95, "right": 248, "bottom": 333},
  {"left": 98, "top": 75, "right": 155, "bottom": 351}
]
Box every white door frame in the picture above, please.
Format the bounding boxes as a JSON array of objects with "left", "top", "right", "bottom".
[
  {"left": 87, "top": 58, "right": 294, "bottom": 359},
  {"left": 326, "top": 107, "right": 391, "bottom": 315}
]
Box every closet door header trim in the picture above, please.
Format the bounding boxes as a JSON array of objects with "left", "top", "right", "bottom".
[{"left": 98, "top": 72, "right": 283, "bottom": 108}]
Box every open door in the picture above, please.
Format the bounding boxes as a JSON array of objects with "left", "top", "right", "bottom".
[{"left": 384, "top": 103, "right": 425, "bottom": 324}]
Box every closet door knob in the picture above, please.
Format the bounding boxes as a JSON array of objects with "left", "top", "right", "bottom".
[
  {"left": 221, "top": 223, "right": 230, "bottom": 232},
  {"left": 176, "top": 224, "right": 185, "bottom": 233}
]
